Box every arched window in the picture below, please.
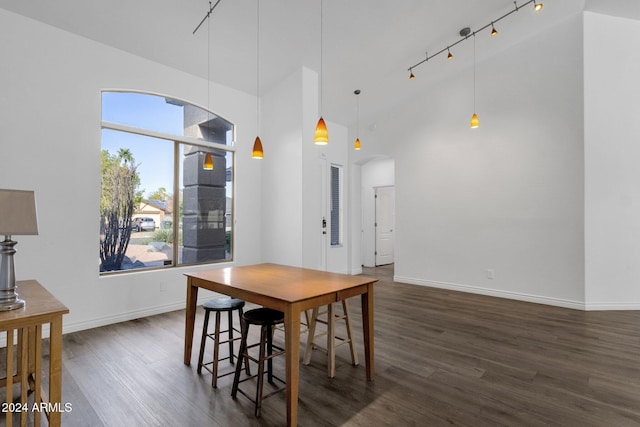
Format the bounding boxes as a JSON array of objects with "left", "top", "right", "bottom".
[{"left": 100, "top": 91, "right": 234, "bottom": 273}]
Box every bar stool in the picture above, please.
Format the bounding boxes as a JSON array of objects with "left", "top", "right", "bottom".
[
  {"left": 197, "top": 297, "right": 245, "bottom": 388},
  {"left": 231, "top": 308, "right": 286, "bottom": 417},
  {"left": 303, "top": 299, "right": 359, "bottom": 378}
]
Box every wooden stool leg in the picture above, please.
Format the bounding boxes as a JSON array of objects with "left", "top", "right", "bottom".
[
  {"left": 212, "top": 311, "right": 222, "bottom": 388},
  {"left": 228, "top": 310, "right": 235, "bottom": 364},
  {"left": 303, "top": 307, "right": 319, "bottom": 365},
  {"left": 197, "top": 309, "right": 211, "bottom": 374},
  {"left": 327, "top": 303, "right": 336, "bottom": 378},
  {"left": 342, "top": 300, "right": 359, "bottom": 366},
  {"left": 231, "top": 318, "right": 249, "bottom": 398},
  {"left": 255, "top": 325, "right": 268, "bottom": 417}
]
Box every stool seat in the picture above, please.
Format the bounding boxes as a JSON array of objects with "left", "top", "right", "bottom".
[
  {"left": 203, "top": 297, "right": 245, "bottom": 312},
  {"left": 243, "top": 308, "right": 284, "bottom": 325}
]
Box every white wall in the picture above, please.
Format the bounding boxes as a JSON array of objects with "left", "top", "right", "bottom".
[
  {"left": 353, "top": 12, "right": 587, "bottom": 309},
  {"left": 260, "top": 68, "right": 306, "bottom": 267},
  {"left": 0, "top": 9, "right": 262, "bottom": 333},
  {"left": 584, "top": 12, "right": 640, "bottom": 309},
  {"left": 260, "top": 67, "right": 350, "bottom": 274}
]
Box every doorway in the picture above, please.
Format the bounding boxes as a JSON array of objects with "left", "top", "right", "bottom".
[
  {"left": 375, "top": 186, "right": 395, "bottom": 266},
  {"left": 359, "top": 157, "right": 395, "bottom": 268}
]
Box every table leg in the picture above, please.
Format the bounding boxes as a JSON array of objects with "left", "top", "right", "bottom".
[
  {"left": 361, "top": 284, "right": 375, "bottom": 380},
  {"left": 49, "top": 317, "right": 63, "bottom": 427},
  {"left": 6, "top": 329, "right": 14, "bottom": 427},
  {"left": 284, "top": 304, "right": 301, "bottom": 427},
  {"left": 184, "top": 280, "right": 199, "bottom": 365}
]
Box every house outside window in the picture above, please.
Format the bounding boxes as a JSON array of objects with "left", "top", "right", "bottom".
[{"left": 100, "top": 91, "right": 234, "bottom": 273}]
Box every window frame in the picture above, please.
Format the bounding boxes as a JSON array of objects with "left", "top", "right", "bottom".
[{"left": 100, "top": 90, "right": 236, "bottom": 274}]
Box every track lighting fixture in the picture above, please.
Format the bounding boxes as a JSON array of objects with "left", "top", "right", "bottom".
[{"left": 406, "top": 0, "right": 542, "bottom": 75}]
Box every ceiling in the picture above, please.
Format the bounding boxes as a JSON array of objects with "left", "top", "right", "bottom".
[{"left": 1, "top": 0, "right": 636, "bottom": 127}]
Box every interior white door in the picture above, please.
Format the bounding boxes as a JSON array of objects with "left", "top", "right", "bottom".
[{"left": 375, "top": 186, "right": 395, "bottom": 266}]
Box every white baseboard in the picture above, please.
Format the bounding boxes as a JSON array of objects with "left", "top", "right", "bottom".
[
  {"left": 394, "top": 275, "right": 587, "bottom": 310},
  {"left": 61, "top": 301, "right": 187, "bottom": 335},
  {"left": 583, "top": 301, "right": 640, "bottom": 310},
  {"left": 395, "top": 275, "right": 640, "bottom": 311}
]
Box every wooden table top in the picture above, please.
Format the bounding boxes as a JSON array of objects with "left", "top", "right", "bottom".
[
  {"left": 185, "top": 263, "right": 377, "bottom": 303},
  {"left": 0, "top": 280, "right": 69, "bottom": 329}
]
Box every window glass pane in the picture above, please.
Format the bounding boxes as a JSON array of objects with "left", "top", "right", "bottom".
[
  {"left": 102, "top": 92, "right": 233, "bottom": 146},
  {"left": 100, "top": 130, "right": 174, "bottom": 272},
  {"left": 330, "top": 165, "right": 341, "bottom": 246}
]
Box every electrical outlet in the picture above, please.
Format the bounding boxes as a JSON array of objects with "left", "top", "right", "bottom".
[{"left": 486, "top": 269, "right": 495, "bottom": 280}]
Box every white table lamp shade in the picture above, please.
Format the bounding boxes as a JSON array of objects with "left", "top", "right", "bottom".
[{"left": 0, "top": 189, "right": 38, "bottom": 236}]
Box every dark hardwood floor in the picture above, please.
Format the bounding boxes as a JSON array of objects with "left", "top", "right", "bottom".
[{"left": 4, "top": 264, "right": 640, "bottom": 426}]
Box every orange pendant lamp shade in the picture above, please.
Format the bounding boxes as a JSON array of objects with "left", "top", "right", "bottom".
[
  {"left": 470, "top": 113, "right": 480, "bottom": 129},
  {"left": 314, "top": 117, "right": 329, "bottom": 145},
  {"left": 252, "top": 136, "right": 264, "bottom": 159},
  {"left": 203, "top": 152, "right": 214, "bottom": 170},
  {"left": 354, "top": 137, "right": 361, "bottom": 150}
]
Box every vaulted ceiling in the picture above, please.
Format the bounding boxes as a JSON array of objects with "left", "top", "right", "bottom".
[{"left": 1, "top": 0, "right": 637, "bottom": 127}]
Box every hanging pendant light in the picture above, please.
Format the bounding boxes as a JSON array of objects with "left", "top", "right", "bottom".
[
  {"left": 447, "top": 48, "right": 453, "bottom": 60},
  {"left": 252, "top": 0, "right": 264, "bottom": 158},
  {"left": 470, "top": 33, "right": 480, "bottom": 129},
  {"left": 203, "top": 152, "right": 214, "bottom": 170},
  {"left": 201, "top": 3, "right": 215, "bottom": 169},
  {"left": 252, "top": 136, "right": 263, "bottom": 158},
  {"left": 354, "top": 89, "right": 362, "bottom": 150},
  {"left": 533, "top": 1, "right": 543, "bottom": 12},
  {"left": 314, "top": 117, "right": 328, "bottom": 144},
  {"left": 490, "top": 23, "right": 498, "bottom": 36},
  {"left": 314, "top": 0, "right": 328, "bottom": 145}
]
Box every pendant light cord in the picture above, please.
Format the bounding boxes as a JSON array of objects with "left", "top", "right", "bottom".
[
  {"left": 319, "top": 0, "right": 323, "bottom": 115},
  {"left": 256, "top": 0, "right": 260, "bottom": 133},
  {"left": 356, "top": 91, "right": 360, "bottom": 138},
  {"left": 473, "top": 33, "right": 476, "bottom": 112},
  {"left": 208, "top": 7, "right": 211, "bottom": 118}
]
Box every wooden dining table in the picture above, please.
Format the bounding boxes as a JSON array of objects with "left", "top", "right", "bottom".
[{"left": 183, "top": 263, "right": 377, "bottom": 426}]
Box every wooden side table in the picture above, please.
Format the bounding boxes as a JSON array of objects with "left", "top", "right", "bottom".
[{"left": 0, "top": 280, "right": 69, "bottom": 427}]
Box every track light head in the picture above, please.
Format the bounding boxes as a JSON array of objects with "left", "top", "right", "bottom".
[{"left": 534, "top": 1, "right": 543, "bottom": 12}]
